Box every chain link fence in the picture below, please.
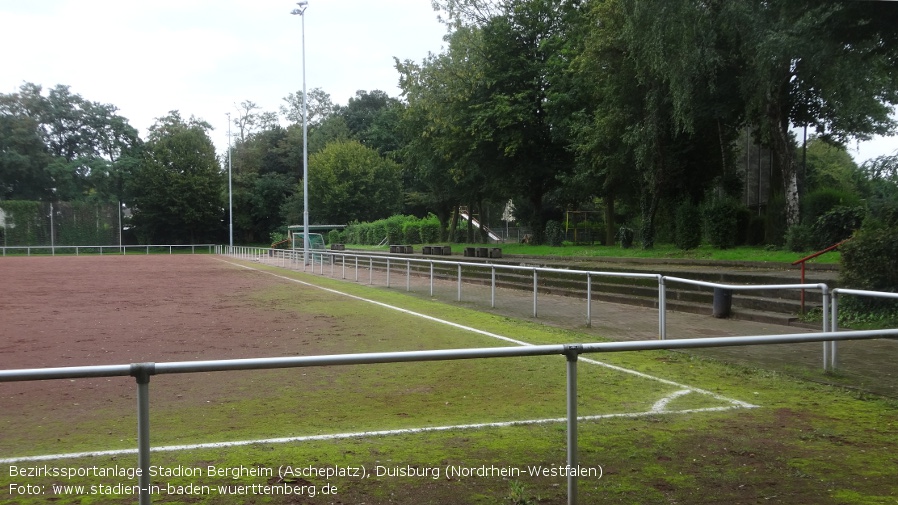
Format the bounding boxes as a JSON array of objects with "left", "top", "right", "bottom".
[{"left": 0, "top": 201, "right": 121, "bottom": 248}]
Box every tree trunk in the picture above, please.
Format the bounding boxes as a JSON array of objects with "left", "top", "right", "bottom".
[
  {"left": 640, "top": 189, "right": 659, "bottom": 250},
  {"left": 529, "top": 191, "right": 545, "bottom": 245},
  {"left": 477, "top": 199, "right": 488, "bottom": 243},
  {"left": 448, "top": 204, "right": 460, "bottom": 243},
  {"left": 604, "top": 193, "right": 616, "bottom": 246}
]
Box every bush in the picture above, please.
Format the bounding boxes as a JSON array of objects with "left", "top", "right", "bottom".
[
  {"left": 803, "top": 188, "right": 861, "bottom": 225},
  {"left": 841, "top": 226, "right": 898, "bottom": 310},
  {"left": 327, "top": 229, "right": 341, "bottom": 245},
  {"left": 812, "top": 206, "right": 864, "bottom": 249},
  {"left": 784, "top": 224, "right": 814, "bottom": 252},
  {"left": 371, "top": 223, "right": 387, "bottom": 245},
  {"left": 545, "top": 220, "right": 564, "bottom": 247},
  {"left": 674, "top": 200, "right": 701, "bottom": 250},
  {"left": 402, "top": 221, "right": 422, "bottom": 244},
  {"left": 383, "top": 215, "right": 407, "bottom": 244},
  {"left": 420, "top": 215, "right": 441, "bottom": 243},
  {"left": 702, "top": 197, "right": 741, "bottom": 249}
]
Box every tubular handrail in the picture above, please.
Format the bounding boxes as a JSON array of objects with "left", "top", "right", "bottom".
[
  {"left": 791, "top": 239, "right": 850, "bottom": 266},
  {"left": 826, "top": 288, "right": 898, "bottom": 370},
  {"left": 3, "top": 329, "right": 897, "bottom": 505},
  {"left": 791, "top": 239, "right": 849, "bottom": 312}
]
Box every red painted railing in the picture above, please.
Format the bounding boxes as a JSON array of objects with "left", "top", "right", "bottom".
[{"left": 792, "top": 239, "right": 850, "bottom": 312}]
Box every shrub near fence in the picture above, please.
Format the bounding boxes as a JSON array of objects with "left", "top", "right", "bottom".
[{"left": 345, "top": 214, "right": 446, "bottom": 245}]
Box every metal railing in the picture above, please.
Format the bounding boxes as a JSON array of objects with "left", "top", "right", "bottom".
[
  {"left": 827, "top": 288, "right": 898, "bottom": 370},
  {"left": 2, "top": 330, "right": 895, "bottom": 505},
  {"left": 1, "top": 244, "right": 216, "bottom": 256},
  {"left": 221, "top": 246, "right": 833, "bottom": 342}
]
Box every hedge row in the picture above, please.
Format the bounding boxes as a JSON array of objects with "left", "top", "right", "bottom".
[{"left": 334, "top": 215, "right": 443, "bottom": 245}]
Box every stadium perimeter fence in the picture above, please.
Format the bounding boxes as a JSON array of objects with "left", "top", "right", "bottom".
[
  {"left": 1, "top": 244, "right": 215, "bottom": 256},
  {"left": 220, "top": 245, "right": 898, "bottom": 372}
]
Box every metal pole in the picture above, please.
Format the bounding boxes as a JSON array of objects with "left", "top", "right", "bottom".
[
  {"left": 118, "top": 200, "right": 123, "bottom": 254},
  {"left": 132, "top": 363, "right": 154, "bottom": 505},
  {"left": 533, "top": 270, "right": 538, "bottom": 318},
  {"left": 457, "top": 264, "right": 462, "bottom": 302},
  {"left": 831, "top": 292, "right": 839, "bottom": 371},
  {"left": 822, "top": 287, "right": 834, "bottom": 371},
  {"left": 659, "top": 276, "right": 667, "bottom": 340},
  {"left": 387, "top": 258, "right": 391, "bottom": 288},
  {"left": 291, "top": 2, "right": 310, "bottom": 266},
  {"left": 227, "top": 112, "right": 233, "bottom": 249},
  {"left": 430, "top": 261, "right": 434, "bottom": 297},
  {"left": 565, "top": 346, "right": 581, "bottom": 505},
  {"left": 406, "top": 260, "right": 410, "bottom": 292},
  {"left": 586, "top": 273, "right": 592, "bottom": 328},
  {"left": 49, "top": 202, "right": 54, "bottom": 256},
  {"left": 491, "top": 266, "right": 496, "bottom": 308}
]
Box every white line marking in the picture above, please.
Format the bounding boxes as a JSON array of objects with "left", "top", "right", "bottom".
[
  {"left": 223, "top": 258, "right": 757, "bottom": 409},
  {"left": 0, "top": 406, "right": 744, "bottom": 464},
  {"left": 650, "top": 389, "right": 692, "bottom": 413}
]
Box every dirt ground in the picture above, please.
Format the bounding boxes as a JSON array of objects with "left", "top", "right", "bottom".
[{"left": 0, "top": 255, "right": 337, "bottom": 433}]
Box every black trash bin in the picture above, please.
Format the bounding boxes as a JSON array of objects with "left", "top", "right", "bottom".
[{"left": 712, "top": 287, "right": 732, "bottom": 318}]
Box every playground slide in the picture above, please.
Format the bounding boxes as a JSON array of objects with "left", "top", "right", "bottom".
[{"left": 458, "top": 209, "right": 501, "bottom": 241}]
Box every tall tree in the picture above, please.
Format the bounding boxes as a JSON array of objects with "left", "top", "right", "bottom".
[
  {"left": 126, "top": 112, "right": 223, "bottom": 243},
  {"left": 280, "top": 87, "right": 335, "bottom": 127},
  {"left": 282, "top": 140, "right": 402, "bottom": 225},
  {"left": 0, "top": 83, "right": 141, "bottom": 202}
]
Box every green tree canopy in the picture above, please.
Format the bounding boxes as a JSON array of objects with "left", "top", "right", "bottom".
[
  {"left": 126, "top": 111, "right": 223, "bottom": 243},
  {"left": 283, "top": 140, "right": 402, "bottom": 226}
]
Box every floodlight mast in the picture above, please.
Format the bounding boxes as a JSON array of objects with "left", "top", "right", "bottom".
[
  {"left": 226, "top": 112, "right": 233, "bottom": 249},
  {"left": 291, "top": 1, "right": 310, "bottom": 265}
]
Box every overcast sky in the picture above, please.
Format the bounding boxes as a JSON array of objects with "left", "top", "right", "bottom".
[
  {"left": 1, "top": 0, "right": 895, "bottom": 163},
  {"left": 0, "top": 0, "right": 448, "bottom": 154}
]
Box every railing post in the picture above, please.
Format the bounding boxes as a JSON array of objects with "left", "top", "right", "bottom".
[
  {"left": 387, "top": 258, "right": 391, "bottom": 288},
  {"left": 821, "top": 286, "right": 834, "bottom": 371},
  {"left": 131, "top": 362, "right": 156, "bottom": 505},
  {"left": 564, "top": 345, "right": 582, "bottom": 505},
  {"left": 430, "top": 261, "right": 434, "bottom": 297},
  {"left": 658, "top": 276, "right": 667, "bottom": 340},
  {"left": 831, "top": 290, "right": 840, "bottom": 371},
  {"left": 491, "top": 266, "right": 496, "bottom": 308},
  {"left": 342, "top": 255, "right": 346, "bottom": 280},
  {"left": 533, "top": 270, "right": 538, "bottom": 318},
  {"left": 406, "top": 260, "right": 411, "bottom": 292},
  {"left": 586, "top": 273, "right": 592, "bottom": 328},
  {"left": 457, "top": 264, "right": 462, "bottom": 302},
  {"left": 369, "top": 258, "right": 373, "bottom": 285}
]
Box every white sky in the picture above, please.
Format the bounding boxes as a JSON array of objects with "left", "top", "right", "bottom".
[
  {"left": 1, "top": 0, "right": 895, "bottom": 163},
  {"left": 0, "top": 0, "right": 448, "bottom": 155}
]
